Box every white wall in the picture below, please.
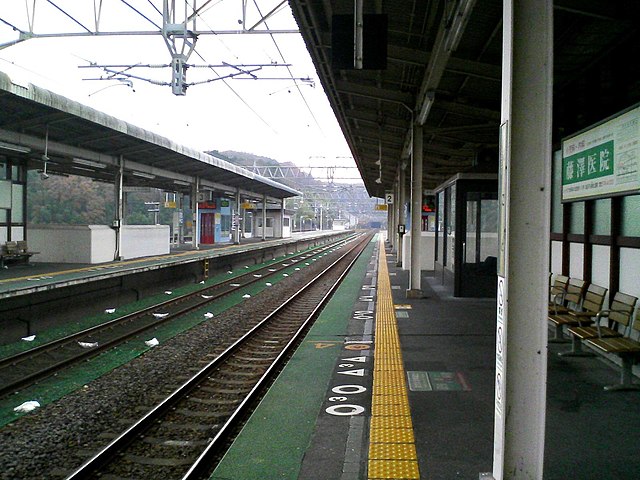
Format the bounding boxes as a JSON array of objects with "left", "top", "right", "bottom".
[
  {"left": 254, "top": 213, "right": 291, "bottom": 238},
  {"left": 619, "top": 248, "right": 640, "bottom": 300},
  {"left": 121, "top": 225, "right": 170, "bottom": 260},
  {"left": 282, "top": 216, "right": 291, "bottom": 237},
  {"left": 591, "top": 245, "right": 610, "bottom": 288},
  {"left": 29, "top": 224, "right": 169, "bottom": 263},
  {"left": 551, "top": 240, "right": 562, "bottom": 275},
  {"left": 30, "top": 225, "right": 115, "bottom": 264},
  {"left": 569, "top": 243, "right": 584, "bottom": 278},
  {"left": 402, "top": 231, "right": 435, "bottom": 271}
]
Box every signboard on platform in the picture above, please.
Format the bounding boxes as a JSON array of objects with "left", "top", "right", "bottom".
[
  {"left": 493, "top": 275, "right": 507, "bottom": 480},
  {"left": 374, "top": 204, "right": 388, "bottom": 211},
  {"left": 561, "top": 104, "right": 640, "bottom": 202}
]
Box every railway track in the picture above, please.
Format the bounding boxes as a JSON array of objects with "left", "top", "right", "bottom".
[
  {"left": 0, "top": 233, "right": 359, "bottom": 399},
  {"left": 63, "top": 231, "right": 372, "bottom": 479}
]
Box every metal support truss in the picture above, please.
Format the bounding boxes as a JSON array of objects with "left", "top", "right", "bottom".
[{"left": 0, "top": 1, "right": 301, "bottom": 95}]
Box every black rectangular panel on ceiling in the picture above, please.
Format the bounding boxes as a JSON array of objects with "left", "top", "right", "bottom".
[{"left": 331, "top": 14, "right": 388, "bottom": 70}]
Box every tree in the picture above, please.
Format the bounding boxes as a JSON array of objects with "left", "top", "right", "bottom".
[{"left": 28, "top": 172, "right": 113, "bottom": 224}]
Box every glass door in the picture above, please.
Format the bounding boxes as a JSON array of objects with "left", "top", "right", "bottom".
[{"left": 459, "top": 191, "right": 498, "bottom": 297}]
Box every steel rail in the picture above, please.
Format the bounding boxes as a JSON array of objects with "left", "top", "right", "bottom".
[
  {"left": 182, "top": 233, "right": 372, "bottom": 479},
  {"left": 64, "top": 232, "right": 372, "bottom": 479},
  {"left": 0, "top": 234, "right": 358, "bottom": 398}
]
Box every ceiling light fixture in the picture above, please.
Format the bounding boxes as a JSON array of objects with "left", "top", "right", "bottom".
[
  {"left": 417, "top": 90, "right": 435, "bottom": 125},
  {"left": 132, "top": 171, "right": 155, "bottom": 179},
  {"left": 73, "top": 158, "right": 106, "bottom": 169},
  {"left": 0, "top": 141, "right": 31, "bottom": 154},
  {"left": 444, "top": 0, "right": 476, "bottom": 53}
]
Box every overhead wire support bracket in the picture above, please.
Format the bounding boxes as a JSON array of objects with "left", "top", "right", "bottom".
[
  {"left": 0, "top": 1, "right": 303, "bottom": 94},
  {"left": 79, "top": 62, "right": 303, "bottom": 89},
  {"left": 162, "top": 0, "right": 198, "bottom": 95}
]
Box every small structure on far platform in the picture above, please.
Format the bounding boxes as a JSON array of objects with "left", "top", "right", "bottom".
[
  {"left": 253, "top": 206, "right": 292, "bottom": 238},
  {"left": 332, "top": 218, "right": 349, "bottom": 230}
]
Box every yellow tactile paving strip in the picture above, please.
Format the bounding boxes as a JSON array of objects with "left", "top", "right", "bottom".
[{"left": 368, "top": 238, "right": 420, "bottom": 480}]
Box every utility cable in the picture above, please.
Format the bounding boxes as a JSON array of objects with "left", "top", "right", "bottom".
[
  {"left": 46, "top": 0, "right": 92, "bottom": 33},
  {"left": 251, "top": 0, "right": 323, "bottom": 135},
  {"left": 183, "top": 0, "right": 278, "bottom": 132},
  {"left": 190, "top": 47, "right": 277, "bottom": 133},
  {"left": 118, "top": 0, "right": 162, "bottom": 30}
]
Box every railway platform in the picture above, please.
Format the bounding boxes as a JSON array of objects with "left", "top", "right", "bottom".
[
  {"left": 211, "top": 235, "right": 640, "bottom": 480},
  {"left": 0, "top": 231, "right": 344, "bottom": 298}
]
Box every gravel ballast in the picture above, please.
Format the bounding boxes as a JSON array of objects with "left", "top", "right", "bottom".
[{"left": 0, "top": 244, "right": 349, "bottom": 480}]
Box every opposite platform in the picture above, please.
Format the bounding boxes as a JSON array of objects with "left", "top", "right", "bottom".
[{"left": 0, "top": 231, "right": 345, "bottom": 299}]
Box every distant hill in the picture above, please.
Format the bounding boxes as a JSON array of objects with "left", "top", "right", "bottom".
[
  {"left": 205, "top": 150, "right": 381, "bottom": 223},
  {"left": 206, "top": 150, "right": 319, "bottom": 190},
  {"left": 208, "top": 150, "right": 280, "bottom": 168}
]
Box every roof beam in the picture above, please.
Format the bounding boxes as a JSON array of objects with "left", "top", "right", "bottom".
[
  {"left": 387, "top": 44, "right": 429, "bottom": 66},
  {"left": 415, "top": 0, "right": 478, "bottom": 125},
  {"left": 554, "top": 0, "right": 637, "bottom": 21},
  {"left": 353, "top": 127, "right": 406, "bottom": 144},
  {"left": 446, "top": 57, "right": 501, "bottom": 82},
  {"left": 435, "top": 99, "right": 501, "bottom": 122},
  {"left": 335, "top": 80, "right": 414, "bottom": 106},
  {"left": 346, "top": 108, "right": 411, "bottom": 130},
  {"left": 386, "top": 45, "right": 501, "bottom": 83}
]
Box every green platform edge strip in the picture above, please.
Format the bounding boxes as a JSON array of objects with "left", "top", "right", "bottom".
[
  {"left": 211, "top": 235, "right": 377, "bottom": 480},
  {"left": 0, "top": 243, "right": 334, "bottom": 427}
]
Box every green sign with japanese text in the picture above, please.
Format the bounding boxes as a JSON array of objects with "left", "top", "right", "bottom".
[{"left": 561, "top": 105, "right": 639, "bottom": 202}]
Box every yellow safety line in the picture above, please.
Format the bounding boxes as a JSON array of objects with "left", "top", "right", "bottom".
[{"left": 368, "top": 237, "right": 420, "bottom": 479}]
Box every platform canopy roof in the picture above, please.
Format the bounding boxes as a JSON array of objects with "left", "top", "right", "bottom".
[
  {"left": 290, "top": 0, "right": 640, "bottom": 197},
  {"left": 0, "top": 71, "right": 300, "bottom": 200}
]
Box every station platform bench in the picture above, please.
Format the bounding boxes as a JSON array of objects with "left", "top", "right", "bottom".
[{"left": 0, "top": 241, "right": 39, "bottom": 269}]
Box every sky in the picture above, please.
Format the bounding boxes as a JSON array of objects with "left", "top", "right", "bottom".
[{"left": 0, "top": 0, "right": 359, "bottom": 182}]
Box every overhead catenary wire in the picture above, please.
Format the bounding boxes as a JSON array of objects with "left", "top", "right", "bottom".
[
  {"left": 250, "top": 0, "right": 324, "bottom": 136},
  {"left": 190, "top": 47, "right": 278, "bottom": 133},
  {"left": 118, "top": 0, "right": 162, "bottom": 30},
  {"left": 182, "top": 0, "right": 279, "bottom": 132},
  {"left": 46, "top": 0, "right": 92, "bottom": 33}
]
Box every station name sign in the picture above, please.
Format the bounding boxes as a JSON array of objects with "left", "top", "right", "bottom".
[{"left": 561, "top": 104, "right": 639, "bottom": 202}]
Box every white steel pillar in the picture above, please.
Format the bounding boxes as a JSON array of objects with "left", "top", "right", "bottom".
[
  {"left": 262, "top": 194, "right": 267, "bottom": 241},
  {"left": 491, "top": 1, "right": 552, "bottom": 479},
  {"left": 387, "top": 196, "right": 393, "bottom": 247},
  {"left": 281, "top": 198, "right": 285, "bottom": 238},
  {"left": 192, "top": 178, "right": 200, "bottom": 250},
  {"left": 396, "top": 164, "right": 406, "bottom": 267},
  {"left": 113, "top": 155, "right": 124, "bottom": 261},
  {"left": 234, "top": 189, "right": 241, "bottom": 245},
  {"left": 407, "top": 124, "right": 423, "bottom": 297},
  {"left": 391, "top": 179, "right": 399, "bottom": 253}
]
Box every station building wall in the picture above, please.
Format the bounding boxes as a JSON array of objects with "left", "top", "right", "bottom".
[
  {"left": 196, "top": 198, "right": 232, "bottom": 244},
  {"left": 254, "top": 209, "right": 291, "bottom": 238},
  {"left": 549, "top": 149, "right": 640, "bottom": 346}
]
